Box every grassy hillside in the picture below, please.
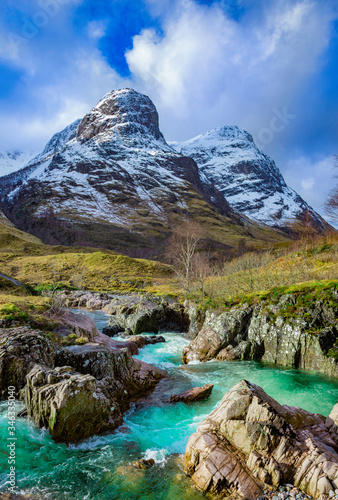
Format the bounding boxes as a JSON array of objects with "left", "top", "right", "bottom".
[
  {"left": 0, "top": 208, "right": 176, "bottom": 291},
  {"left": 0, "top": 251, "right": 174, "bottom": 293},
  {"left": 0, "top": 210, "right": 337, "bottom": 331},
  {"left": 194, "top": 233, "right": 338, "bottom": 307},
  {"left": 0, "top": 208, "right": 288, "bottom": 297},
  {"left": 0, "top": 210, "right": 44, "bottom": 251}
]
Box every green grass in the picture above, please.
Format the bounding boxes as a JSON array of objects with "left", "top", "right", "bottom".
[
  {"left": 0, "top": 303, "right": 28, "bottom": 322},
  {"left": 0, "top": 292, "right": 52, "bottom": 328},
  {"left": 0, "top": 250, "right": 176, "bottom": 293}
]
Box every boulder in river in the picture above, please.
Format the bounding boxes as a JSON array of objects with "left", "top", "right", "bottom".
[
  {"left": 55, "top": 343, "right": 135, "bottom": 381},
  {"left": 47, "top": 308, "right": 99, "bottom": 340},
  {"left": 104, "top": 295, "right": 189, "bottom": 335},
  {"left": 25, "top": 364, "right": 116, "bottom": 443},
  {"left": 0, "top": 316, "right": 166, "bottom": 443},
  {"left": 0, "top": 327, "right": 57, "bottom": 397},
  {"left": 169, "top": 384, "right": 214, "bottom": 403},
  {"left": 131, "top": 458, "right": 155, "bottom": 469},
  {"left": 184, "top": 379, "right": 338, "bottom": 499},
  {"left": 102, "top": 321, "right": 124, "bottom": 337},
  {"left": 120, "top": 334, "right": 166, "bottom": 350}
]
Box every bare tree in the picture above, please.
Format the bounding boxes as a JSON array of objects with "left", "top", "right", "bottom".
[
  {"left": 324, "top": 156, "right": 338, "bottom": 223},
  {"left": 191, "top": 252, "right": 211, "bottom": 297},
  {"left": 167, "top": 219, "right": 204, "bottom": 292}
]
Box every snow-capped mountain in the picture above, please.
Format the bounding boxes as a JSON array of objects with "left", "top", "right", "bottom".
[
  {"left": 0, "top": 89, "right": 329, "bottom": 253},
  {"left": 0, "top": 150, "right": 37, "bottom": 177},
  {"left": 0, "top": 89, "right": 257, "bottom": 252},
  {"left": 171, "top": 126, "right": 328, "bottom": 232}
]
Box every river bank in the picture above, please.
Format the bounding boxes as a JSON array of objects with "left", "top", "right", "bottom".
[{"left": 1, "top": 307, "right": 338, "bottom": 499}]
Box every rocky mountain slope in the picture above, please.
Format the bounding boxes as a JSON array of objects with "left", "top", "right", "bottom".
[
  {"left": 0, "top": 89, "right": 288, "bottom": 254},
  {"left": 171, "top": 126, "right": 329, "bottom": 233}
]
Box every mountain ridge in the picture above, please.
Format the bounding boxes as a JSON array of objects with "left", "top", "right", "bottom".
[
  {"left": 1, "top": 89, "right": 264, "bottom": 256},
  {"left": 171, "top": 125, "right": 328, "bottom": 233},
  {"left": 0, "top": 88, "right": 329, "bottom": 256}
]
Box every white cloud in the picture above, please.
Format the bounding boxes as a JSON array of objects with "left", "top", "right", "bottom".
[
  {"left": 301, "top": 177, "right": 315, "bottom": 191},
  {"left": 87, "top": 20, "right": 107, "bottom": 40},
  {"left": 0, "top": 48, "right": 130, "bottom": 150},
  {"left": 126, "top": 0, "right": 336, "bottom": 142},
  {"left": 283, "top": 155, "right": 335, "bottom": 216}
]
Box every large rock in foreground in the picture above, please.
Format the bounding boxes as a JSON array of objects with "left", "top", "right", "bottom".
[
  {"left": 25, "top": 365, "right": 115, "bottom": 443},
  {"left": 184, "top": 380, "right": 338, "bottom": 499}
]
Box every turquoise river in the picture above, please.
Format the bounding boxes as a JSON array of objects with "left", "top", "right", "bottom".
[{"left": 1, "top": 309, "right": 338, "bottom": 499}]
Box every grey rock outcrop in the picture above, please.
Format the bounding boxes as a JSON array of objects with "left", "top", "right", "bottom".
[
  {"left": 0, "top": 328, "right": 57, "bottom": 397},
  {"left": 55, "top": 343, "right": 135, "bottom": 381},
  {"left": 184, "top": 380, "right": 338, "bottom": 499},
  {"left": 182, "top": 287, "right": 338, "bottom": 378},
  {"left": 182, "top": 303, "right": 254, "bottom": 363},
  {"left": 0, "top": 317, "right": 165, "bottom": 443},
  {"left": 104, "top": 295, "right": 189, "bottom": 335},
  {"left": 25, "top": 365, "right": 115, "bottom": 443},
  {"left": 183, "top": 301, "right": 206, "bottom": 340},
  {"left": 48, "top": 308, "right": 99, "bottom": 340},
  {"left": 53, "top": 290, "right": 114, "bottom": 310}
]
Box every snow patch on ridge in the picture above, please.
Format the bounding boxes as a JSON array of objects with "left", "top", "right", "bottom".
[{"left": 171, "top": 126, "right": 323, "bottom": 228}]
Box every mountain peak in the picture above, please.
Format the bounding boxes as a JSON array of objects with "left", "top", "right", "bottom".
[
  {"left": 172, "top": 126, "right": 329, "bottom": 232},
  {"left": 77, "top": 88, "right": 165, "bottom": 145},
  {"left": 175, "top": 125, "right": 254, "bottom": 148}
]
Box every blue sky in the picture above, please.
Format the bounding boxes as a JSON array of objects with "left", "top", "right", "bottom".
[{"left": 0, "top": 0, "right": 337, "bottom": 221}]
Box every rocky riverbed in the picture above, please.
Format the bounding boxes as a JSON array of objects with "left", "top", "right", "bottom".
[
  {"left": 55, "top": 285, "right": 338, "bottom": 379},
  {"left": 0, "top": 309, "right": 165, "bottom": 444},
  {"left": 185, "top": 379, "right": 338, "bottom": 499},
  {"left": 0, "top": 287, "right": 337, "bottom": 499}
]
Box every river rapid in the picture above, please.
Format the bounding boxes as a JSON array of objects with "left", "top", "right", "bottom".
[{"left": 1, "top": 309, "right": 338, "bottom": 499}]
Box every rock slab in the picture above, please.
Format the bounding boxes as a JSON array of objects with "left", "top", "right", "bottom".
[
  {"left": 169, "top": 383, "right": 214, "bottom": 403},
  {"left": 184, "top": 380, "right": 338, "bottom": 499}
]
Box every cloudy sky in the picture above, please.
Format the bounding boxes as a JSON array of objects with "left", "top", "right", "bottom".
[{"left": 0, "top": 0, "right": 337, "bottom": 221}]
